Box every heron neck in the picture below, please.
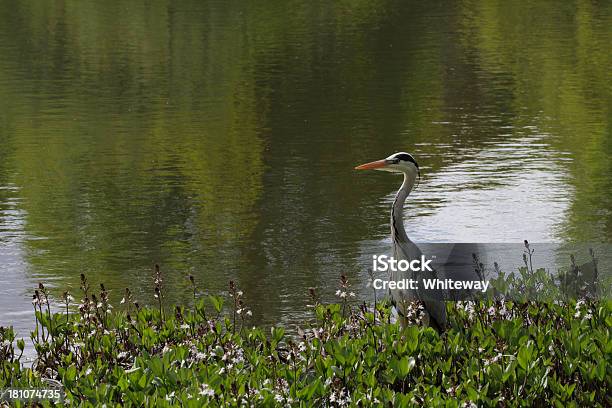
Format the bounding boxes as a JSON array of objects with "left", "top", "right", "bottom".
[{"left": 391, "top": 172, "right": 416, "bottom": 243}]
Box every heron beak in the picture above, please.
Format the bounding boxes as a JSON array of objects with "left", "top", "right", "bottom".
[{"left": 354, "top": 159, "right": 388, "bottom": 170}]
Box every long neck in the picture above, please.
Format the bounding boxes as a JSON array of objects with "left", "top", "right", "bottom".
[{"left": 391, "top": 172, "right": 416, "bottom": 244}]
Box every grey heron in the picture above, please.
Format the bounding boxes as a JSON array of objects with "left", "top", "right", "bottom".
[{"left": 355, "top": 152, "right": 447, "bottom": 331}]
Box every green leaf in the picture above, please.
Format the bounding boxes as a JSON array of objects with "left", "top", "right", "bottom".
[
  {"left": 208, "top": 295, "right": 224, "bottom": 313},
  {"left": 404, "top": 326, "right": 419, "bottom": 353},
  {"left": 138, "top": 372, "right": 148, "bottom": 390},
  {"left": 517, "top": 341, "right": 534, "bottom": 370},
  {"left": 271, "top": 327, "right": 285, "bottom": 343},
  {"left": 595, "top": 359, "right": 606, "bottom": 381},
  {"left": 399, "top": 356, "right": 415, "bottom": 377},
  {"left": 65, "top": 365, "right": 77, "bottom": 382},
  {"left": 117, "top": 376, "right": 129, "bottom": 392}
]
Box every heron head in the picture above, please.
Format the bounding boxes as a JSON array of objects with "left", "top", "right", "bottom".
[{"left": 355, "top": 152, "right": 420, "bottom": 178}]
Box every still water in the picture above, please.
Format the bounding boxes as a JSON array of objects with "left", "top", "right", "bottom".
[{"left": 1, "top": 1, "right": 611, "bottom": 340}]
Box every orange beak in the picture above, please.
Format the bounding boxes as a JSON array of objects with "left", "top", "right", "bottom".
[{"left": 354, "top": 159, "right": 388, "bottom": 170}]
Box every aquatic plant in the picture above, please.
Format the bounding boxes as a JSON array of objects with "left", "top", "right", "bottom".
[{"left": 0, "top": 253, "right": 610, "bottom": 407}]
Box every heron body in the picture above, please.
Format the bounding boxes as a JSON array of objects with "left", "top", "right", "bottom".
[{"left": 356, "top": 152, "right": 447, "bottom": 331}]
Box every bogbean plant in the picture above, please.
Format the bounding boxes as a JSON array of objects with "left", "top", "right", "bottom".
[{"left": 0, "top": 257, "right": 611, "bottom": 407}]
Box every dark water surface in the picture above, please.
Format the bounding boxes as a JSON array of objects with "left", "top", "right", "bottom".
[{"left": 1, "top": 1, "right": 611, "bottom": 339}]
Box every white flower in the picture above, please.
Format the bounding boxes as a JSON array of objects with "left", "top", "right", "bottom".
[
  {"left": 349, "top": 292, "right": 355, "bottom": 297},
  {"left": 180, "top": 323, "right": 190, "bottom": 329},
  {"left": 237, "top": 291, "right": 243, "bottom": 296},
  {"left": 165, "top": 391, "right": 175, "bottom": 401},
  {"left": 117, "top": 352, "right": 128, "bottom": 359},
  {"left": 246, "top": 310, "right": 252, "bottom": 317},
  {"left": 339, "top": 292, "right": 347, "bottom": 298},
  {"left": 277, "top": 378, "right": 289, "bottom": 391},
  {"left": 335, "top": 290, "right": 341, "bottom": 296},
  {"left": 199, "top": 384, "right": 215, "bottom": 397},
  {"left": 120, "top": 297, "right": 126, "bottom": 304},
  {"left": 484, "top": 353, "right": 502, "bottom": 366},
  {"left": 84, "top": 368, "right": 93, "bottom": 376},
  {"left": 237, "top": 309, "right": 242, "bottom": 315},
  {"left": 67, "top": 295, "right": 75, "bottom": 302}
]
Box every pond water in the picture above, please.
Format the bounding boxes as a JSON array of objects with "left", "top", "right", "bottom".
[{"left": 0, "top": 1, "right": 611, "bottom": 341}]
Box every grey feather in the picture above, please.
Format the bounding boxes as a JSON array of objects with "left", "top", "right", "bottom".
[{"left": 389, "top": 171, "right": 447, "bottom": 331}]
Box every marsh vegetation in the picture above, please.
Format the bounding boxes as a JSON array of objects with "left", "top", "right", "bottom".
[{"left": 1, "top": 254, "right": 610, "bottom": 407}]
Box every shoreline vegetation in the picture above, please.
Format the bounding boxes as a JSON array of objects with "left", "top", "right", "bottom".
[{"left": 1, "top": 246, "right": 611, "bottom": 407}]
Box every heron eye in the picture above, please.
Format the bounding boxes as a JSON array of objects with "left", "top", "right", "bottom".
[{"left": 395, "top": 153, "right": 418, "bottom": 168}]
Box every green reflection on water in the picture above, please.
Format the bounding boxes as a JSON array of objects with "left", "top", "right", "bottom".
[{"left": 0, "top": 1, "right": 610, "bottom": 328}]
